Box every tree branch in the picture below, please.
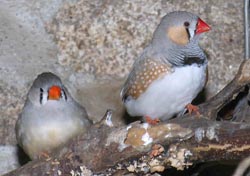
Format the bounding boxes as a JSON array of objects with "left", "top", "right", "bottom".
[
  {"left": 199, "top": 59, "right": 250, "bottom": 119},
  {"left": 4, "top": 60, "right": 250, "bottom": 176}
]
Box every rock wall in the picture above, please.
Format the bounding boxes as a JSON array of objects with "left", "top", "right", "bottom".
[{"left": 0, "top": 0, "right": 244, "bottom": 145}]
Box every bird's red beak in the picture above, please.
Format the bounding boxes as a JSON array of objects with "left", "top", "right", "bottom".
[
  {"left": 195, "top": 18, "right": 211, "bottom": 35},
  {"left": 48, "top": 85, "right": 61, "bottom": 100}
]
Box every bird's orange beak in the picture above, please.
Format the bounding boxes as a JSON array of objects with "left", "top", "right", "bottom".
[
  {"left": 195, "top": 18, "right": 211, "bottom": 35},
  {"left": 48, "top": 85, "right": 61, "bottom": 100}
]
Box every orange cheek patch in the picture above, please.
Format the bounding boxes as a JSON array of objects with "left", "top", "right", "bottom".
[
  {"left": 167, "top": 26, "right": 189, "bottom": 45},
  {"left": 48, "top": 86, "right": 61, "bottom": 100}
]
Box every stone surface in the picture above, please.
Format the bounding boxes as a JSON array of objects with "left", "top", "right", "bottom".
[
  {"left": 0, "top": 145, "right": 20, "bottom": 175},
  {"left": 0, "top": 1, "right": 245, "bottom": 173},
  {"left": 0, "top": 0, "right": 67, "bottom": 145},
  {"left": 47, "top": 0, "right": 244, "bottom": 95}
]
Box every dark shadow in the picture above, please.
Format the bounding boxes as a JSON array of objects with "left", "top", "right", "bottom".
[
  {"left": 217, "top": 86, "right": 249, "bottom": 121},
  {"left": 157, "top": 161, "right": 238, "bottom": 176},
  {"left": 192, "top": 88, "right": 207, "bottom": 105},
  {"left": 122, "top": 111, "right": 142, "bottom": 125},
  {"left": 16, "top": 145, "right": 31, "bottom": 166}
]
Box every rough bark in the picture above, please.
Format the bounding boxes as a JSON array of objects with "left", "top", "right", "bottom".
[
  {"left": 4, "top": 60, "right": 250, "bottom": 176},
  {"left": 199, "top": 59, "right": 250, "bottom": 119}
]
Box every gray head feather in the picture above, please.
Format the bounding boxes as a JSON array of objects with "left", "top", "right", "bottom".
[{"left": 151, "top": 11, "right": 206, "bottom": 66}]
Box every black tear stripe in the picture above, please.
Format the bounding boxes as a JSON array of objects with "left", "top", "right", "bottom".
[
  {"left": 122, "top": 94, "right": 129, "bottom": 103},
  {"left": 40, "top": 88, "right": 43, "bottom": 104},
  {"left": 61, "top": 89, "right": 67, "bottom": 101},
  {"left": 183, "top": 57, "right": 205, "bottom": 66},
  {"left": 185, "top": 28, "right": 191, "bottom": 40}
]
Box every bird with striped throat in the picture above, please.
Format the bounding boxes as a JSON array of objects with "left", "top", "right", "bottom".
[{"left": 121, "top": 11, "right": 211, "bottom": 125}]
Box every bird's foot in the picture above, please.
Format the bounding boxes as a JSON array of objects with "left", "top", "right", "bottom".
[
  {"left": 38, "top": 151, "right": 51, "bottom": 160},
  {"left": 149, "top": 144, "right": 165, "bottom": 158},
  {"left": 186, "top": 103, "right": 200, "bottom": 117},
  {"left": 145, "top": 116, "right": 160, "bottom": 125}
]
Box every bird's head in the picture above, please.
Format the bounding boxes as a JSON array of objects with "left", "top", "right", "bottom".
[
  {"left": 153, "top": 11, "right": 210, "bottom": 46},
  {"left": 27, "top": 72, "right": 68, "bottom": 106},
  {"left": 152, "top": 11, "right": 211, "bottom": 66}
]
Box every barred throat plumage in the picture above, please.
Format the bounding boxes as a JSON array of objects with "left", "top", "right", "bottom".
[{"left": 164, "top": 38, "right": 207, "bottom": 67}]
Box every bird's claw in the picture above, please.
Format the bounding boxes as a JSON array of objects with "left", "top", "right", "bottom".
[
  {"left": 186, "top": 103, "right": 200, "bottom": 117},
  {"left": 145, "top": 116, "right": 160, "bottom": 125}
]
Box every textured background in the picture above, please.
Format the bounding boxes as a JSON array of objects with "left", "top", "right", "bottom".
[{"left": 0, "top": 1, "right": 244, "bottom": 172}]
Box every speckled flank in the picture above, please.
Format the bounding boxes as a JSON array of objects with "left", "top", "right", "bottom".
[{"left": 127, "top": 60, "right": 171, "bottom": 99}]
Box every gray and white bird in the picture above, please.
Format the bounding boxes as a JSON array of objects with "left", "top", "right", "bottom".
[
  {"left": 15, "top": 72, "right": 92, "bottom": 159},
  {"left": 121, "top": 11, "right": 211, "bottom": 124}
]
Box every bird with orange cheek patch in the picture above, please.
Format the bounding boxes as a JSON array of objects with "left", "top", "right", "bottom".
[
  {"left": 121, "top": 11, "right": 211, "bottom": 124},
  {"left": 15, "top": 72, "right": 92, "bottom": 159}
]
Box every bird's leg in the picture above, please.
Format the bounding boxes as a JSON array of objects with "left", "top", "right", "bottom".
[
  {"left": 145, "top": 116, "right": 160, "bottom": 125},
  {"left": 38, "top": 151, "right": 51, "bottom": 160},
  {"left": 185, "top": 103, "right": 200, "bottom": 116}
]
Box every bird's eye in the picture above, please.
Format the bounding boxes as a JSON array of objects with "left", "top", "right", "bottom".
[{"left": 184, "top": 21, "right": 190, "bottom": 27}]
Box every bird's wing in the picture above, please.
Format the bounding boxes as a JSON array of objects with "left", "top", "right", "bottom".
[{"left": 121, "top": 56, "right": 172, "bottom": 101}]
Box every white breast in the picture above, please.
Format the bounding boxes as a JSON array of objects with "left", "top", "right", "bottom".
[
  {"left": 17, "top": 101, "right": 85, "bottom": 159},
  {"left": 125, "top": 64, "right": 207, "bottom": 120}
]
